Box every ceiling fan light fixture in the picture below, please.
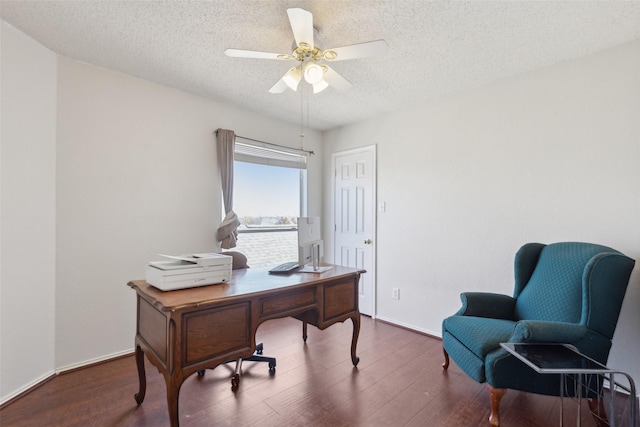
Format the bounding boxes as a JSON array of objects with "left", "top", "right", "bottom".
[
  {"left": 303, "top": 61, "right": 324, "bottom": 84},
  {"left": 225, "top": 8, "right": 386, "bottom": 94},
  {"left": 283, "top": 66, "right": 302, "bottom": 90},
  {"left": 312, "top": 79, "right": 329, "bottom": 94}
]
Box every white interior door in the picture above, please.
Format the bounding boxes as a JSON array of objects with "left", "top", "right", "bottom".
[{"left": 333, "top": 146, "right": 376, "bottom": 316}]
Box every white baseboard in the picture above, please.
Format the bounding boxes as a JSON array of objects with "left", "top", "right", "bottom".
[
  {"left": 374, "top": 315, "right": 442, "bottom": 338},
  {"left": 56, "top": 348, "right": 134, "bottom": 374},
  {"left": 1, "top": 370, "right": 55, "bottom": 407}
]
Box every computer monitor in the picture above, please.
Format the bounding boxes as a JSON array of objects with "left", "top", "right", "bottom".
[{"left": 297, "top": 217, "right": 323, "bottom": 269}]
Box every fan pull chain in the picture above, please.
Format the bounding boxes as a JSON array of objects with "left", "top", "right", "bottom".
[
  {"left": 299, "top": 84, "right": 305, "bottom": 148},
  {"left": 306, "top": 91, "right": 310, "bottom": 136}
]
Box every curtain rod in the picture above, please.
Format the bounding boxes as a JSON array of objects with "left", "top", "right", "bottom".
[{"left": 215, "top": 130, "right": 314, "bottom": 156}]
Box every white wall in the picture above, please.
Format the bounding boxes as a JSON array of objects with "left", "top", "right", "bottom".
[
  {"left": 1, "top": 21, "right": 57, "bottom": 402},
  {"left": 1, "top": 21, "right": 322, "bottom": 402},
  {"left": 55, "top": 56, "right": 323, "bottom": 369},
  {"left": 323, "top": 40, "right": 640, "bottom": 386}
]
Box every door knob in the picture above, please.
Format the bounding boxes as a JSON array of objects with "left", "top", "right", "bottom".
[{"left": 364, "top": 239, "right": 372, "bottom": 245}]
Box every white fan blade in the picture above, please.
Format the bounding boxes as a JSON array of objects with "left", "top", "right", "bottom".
[
  {"left": 287, "top": 8, "right": 314, "bottom": 49},
  {"left": 269, "top": 78, "right": 289, "bottom": 94},
  {"left": 323, "top": 40, "right": 388, "bottom": 61},
  {"left": 323, "top": 66, "right": 352, "bottom": 93},
  {"left": 225, "top": 48, "right": 285, "bottom": 60}
]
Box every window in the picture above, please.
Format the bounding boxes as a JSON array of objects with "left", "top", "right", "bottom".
[{"left": 232, "top": 139, "right": 308, "bottom": 267}]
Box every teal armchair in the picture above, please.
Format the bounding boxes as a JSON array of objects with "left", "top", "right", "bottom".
[{"left": 441, "top": 242, "right": 635, "bottom": 426}]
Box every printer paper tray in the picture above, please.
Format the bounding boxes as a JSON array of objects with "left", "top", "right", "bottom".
[{"left": 146, "top": 266, "right": 231, "bottom": 291}]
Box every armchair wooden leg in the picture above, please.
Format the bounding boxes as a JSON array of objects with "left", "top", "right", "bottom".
[
  {"left": 486, "top": 385, "right": 507, "bottom": 426},
  {"left": 442, "top": 347, "right": 450, "bottom": 370},
  {"left": 587, "top": 398, "right": 609, "bottom": 427}
]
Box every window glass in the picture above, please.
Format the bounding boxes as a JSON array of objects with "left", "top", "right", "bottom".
[{"left": 232, "top": 160, "right": 305, "bottom": 267}]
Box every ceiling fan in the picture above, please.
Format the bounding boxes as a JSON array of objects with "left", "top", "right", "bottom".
[{"left": 224, "top": 8, "right": 388, "bottom": 94}]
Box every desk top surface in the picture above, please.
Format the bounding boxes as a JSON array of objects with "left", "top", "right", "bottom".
[{"left": 128, "top": 264, "right": 365, "bottom": 311}]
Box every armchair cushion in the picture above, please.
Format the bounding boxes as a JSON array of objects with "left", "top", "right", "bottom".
[{"left": 444, "top": 317, "right": 515, "bottom": 360}]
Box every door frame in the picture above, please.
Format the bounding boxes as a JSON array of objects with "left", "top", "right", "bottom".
[{"left": 331, "top": 145, "right": 377, "bottom": 318}]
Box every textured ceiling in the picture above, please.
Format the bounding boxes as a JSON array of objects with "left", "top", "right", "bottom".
[{"left": 3, "top": 1, "right": 640, "bottom": 131}]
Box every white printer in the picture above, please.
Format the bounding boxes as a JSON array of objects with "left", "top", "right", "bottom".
[{"left": 146, "top": 253, "right": 232, "bottom": 291}]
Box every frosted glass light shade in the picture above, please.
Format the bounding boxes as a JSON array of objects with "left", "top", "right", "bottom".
[
  {"left": 303, "top": 62, "right": 324, "bottom": 84},
  {"left": 283, "top": 66, "right": 302, "bottom": 90},
  {"left": 313, "top": 79, "right": 329, "bottom": 93}
]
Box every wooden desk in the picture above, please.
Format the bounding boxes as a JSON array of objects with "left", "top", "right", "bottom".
[{"left": 128, "top": 265, "right": 365, "bottom": 427}]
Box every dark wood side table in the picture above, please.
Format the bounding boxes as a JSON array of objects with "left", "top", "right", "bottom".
[{"left": 129, "top": 265, "right": 365, "bottom": 427}]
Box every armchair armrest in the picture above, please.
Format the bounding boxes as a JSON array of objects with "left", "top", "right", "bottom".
[
  {"left": 510, "top": 320, "right": 588, "bottom": 343},
  {"left": 456, "top": 292, "right": 516, "bottom": 319}
]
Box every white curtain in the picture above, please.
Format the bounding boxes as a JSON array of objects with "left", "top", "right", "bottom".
[{"left": 215, "top": 129, "right": 240, "bottom": 249}]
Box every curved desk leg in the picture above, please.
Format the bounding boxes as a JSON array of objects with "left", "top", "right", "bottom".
[
  {"left": 166, "top": 378, "right": 183, "bottom": 427},
  {"left": 134, "top": 345, "right": 146, "bottom": 405},
  {"left": 350, "top": 315, "right": 360, "bottom": 367},
  {"left": 302, "top": 321, "right": 308, "bottom": 343}
]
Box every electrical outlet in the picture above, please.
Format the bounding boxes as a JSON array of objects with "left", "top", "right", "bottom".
[{"left": 392, "top": 287, "right": 400, "bottom": 300}]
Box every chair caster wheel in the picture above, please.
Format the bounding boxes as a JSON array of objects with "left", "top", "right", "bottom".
[{"left": 231, "top": 374, "right": 240, "bottom": 392}]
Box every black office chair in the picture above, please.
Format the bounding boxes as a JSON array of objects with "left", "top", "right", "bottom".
[{"left": 196, "top": 251, "right": 276, "bottom": 391}]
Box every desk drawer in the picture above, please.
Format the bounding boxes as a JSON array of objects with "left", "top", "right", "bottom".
[
  {"left": 260, "top": 287, "right": 316, "bottom": 319},
  {"left": 323, "top": 279, "right": 357, "bottom": 321},
  {"left": 183, "top": 303, "right": 250, "bottom": 366}
]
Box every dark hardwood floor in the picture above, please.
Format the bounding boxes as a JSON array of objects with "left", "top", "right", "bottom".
[{"left": 0, "top": 316, "right": 611, "bottom": 426}]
